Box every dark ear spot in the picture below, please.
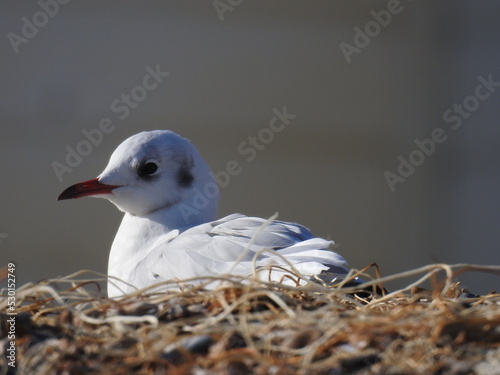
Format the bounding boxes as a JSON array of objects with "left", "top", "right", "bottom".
[{"left": 177, "top": 162, "right": 194, "bottom": 188}]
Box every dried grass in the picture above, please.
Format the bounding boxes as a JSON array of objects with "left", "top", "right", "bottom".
[{"left": 1, "top": 264, "right": 499, "bottom": 375}]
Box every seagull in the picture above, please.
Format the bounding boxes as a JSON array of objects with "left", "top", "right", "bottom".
[{"left": 58, "top": 130, "right": 353, "bottom": 297}]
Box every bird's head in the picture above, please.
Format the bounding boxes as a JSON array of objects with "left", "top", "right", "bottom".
[{"left": 58, "top": 130, "right": 219, "bottom": 221}]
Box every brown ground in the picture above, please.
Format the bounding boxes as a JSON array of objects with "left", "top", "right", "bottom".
[{"left": 1, "top": 264, "right": 499, "bottom": 375}]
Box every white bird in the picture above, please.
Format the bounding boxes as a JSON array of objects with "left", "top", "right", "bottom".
[{"left": 58, "top": 130, "right": 353, "bottom": 297}]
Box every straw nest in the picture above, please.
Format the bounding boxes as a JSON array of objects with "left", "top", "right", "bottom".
[{"left": 1, "top": 264, "right": 499, "bottom": 375}]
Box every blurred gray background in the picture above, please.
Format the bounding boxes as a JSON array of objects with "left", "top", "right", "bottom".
[{"left": 1, "top": 1, "right": 499, "bottom": 293}]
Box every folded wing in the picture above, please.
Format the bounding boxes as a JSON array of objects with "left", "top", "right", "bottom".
[{"left": 130, "top": 214, "right": 350, "bottom": 290}]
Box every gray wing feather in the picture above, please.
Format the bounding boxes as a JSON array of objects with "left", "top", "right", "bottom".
[{"left": 135, "top": 214, "right": 349, "bottom": 287}]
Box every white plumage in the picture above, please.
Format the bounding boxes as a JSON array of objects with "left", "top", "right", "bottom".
[{"left": 58, "top": 130, "right": 351, "bottom": 297}]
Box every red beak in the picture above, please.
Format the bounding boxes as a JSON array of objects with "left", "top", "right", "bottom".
[{"left": 58, "top": 178, "right": 118, "bottom": 201}]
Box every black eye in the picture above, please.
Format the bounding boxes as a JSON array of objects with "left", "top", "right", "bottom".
[{"left": 138, "top": 160, "right": 159, "bottom": 179}]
